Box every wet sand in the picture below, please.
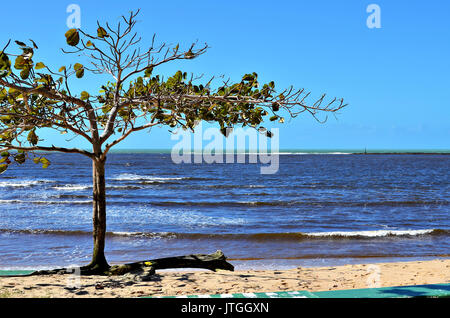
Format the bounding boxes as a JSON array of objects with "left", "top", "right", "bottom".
[{"left": 1, "top": 259, "right": 449, "bottom": 298}]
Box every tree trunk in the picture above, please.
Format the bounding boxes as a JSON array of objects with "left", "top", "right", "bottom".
[
  {"left": 13, "top": 152, "right": 236, "bottom": 277},
  {"left": 86, "top": 156, "right": 109, "bottom": 271}
]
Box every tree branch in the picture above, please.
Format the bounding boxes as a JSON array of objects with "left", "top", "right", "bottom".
[
  {"left": 0, "top": 144, "right": 94, "bottom": 158},
  {"left": 0, "top": 78, "right": 100, "bottom": 146},
  {"left": 101, "top": 121, "right": 159, "bottom": 159}
]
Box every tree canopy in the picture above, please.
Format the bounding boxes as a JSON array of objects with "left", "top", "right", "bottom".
[{"left": 0, "top": 10, "right": 346, "bottom": 172}]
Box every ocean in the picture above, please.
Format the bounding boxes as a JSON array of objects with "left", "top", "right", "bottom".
[{"left": 0, "top": 152, "right": 449, "bottom": 270}]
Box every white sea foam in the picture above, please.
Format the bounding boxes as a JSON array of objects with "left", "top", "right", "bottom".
[
  {"left": 0, "top": 199, "right": 91, "bottom": 205},
  {"left": 111, "top": 173, "right": 184, "bottom": 181},
  {"left": 114, "top": 207, "right": 246, "bottom": 228},
  {"left": 0, "top": 180, "right": 55, "bottom": 188},
  {"left": 306, "top": 229, "right": 436, "bottom": 238},
  {"left": 52, "top": 185, "right": 91, "bottom": 191},
  {"left": 110, "top": 231, "right": 176, "bottom": 239},
  {"left": 107, "top": 185, "right": 143, "bottom": 189},
  {"left": 110, "top": 231, "right": 138, "bottom": 236}
]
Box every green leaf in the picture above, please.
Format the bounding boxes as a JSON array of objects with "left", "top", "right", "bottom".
[
  {"left": 39, "top": 157, "right": 50, "bottom": 169},
  {"left": 220, "top": 127, "right": 228, "bottom": 137},
  {"left": 20, "top": 67, "right": 30, "bottom": 80},
  {"left": 14, "top": 153, "right": 26, "bottom": 164},
  {"left": 97, "top": 27, "right": 108, "bottom": 38},
  {"left": 269, "top": 115, "right": 279, "bottom": 122},
  {"left": 74, "top": 63, "right": 84, "bottom": 78},
  {"left": 272, "top": 102, "right": 280, "bottom": 112},
  {"left": 144, "top": 67, "right": 153, "bottom": 78},
  {"left": 29, "top": 39, "right": 39, "bottom": 49},
  {"left": 0, "top": 164, "right": 7, "bottom": 174},
  {"left": 1, "top": 151, "right": 9, "bottom": 157},
  {"left": 65, "top": 29, "right": 80, "bottom": 46},
  {"left": 20, "top": 47, "right": 34, "bottom": 59},
  {"left": 76, "top": 68, "right": 84, "bottom": 78},
  {"left": 184, "top": 50, "right": 195, "bottom": 59},
  {"left": 35, "top": 62, "right": 45, "bottom": 70},
  {"left": 73, "top": 63, "right": 84, "bottom": 78},
  {"left": 15, "top": 40, "right": 27, "bottom": 47},
  {"left": 27, "top": 129, "right": 39, "bottom": 145},
  {"left": 0, "top": 51, "right": 11, "bottom": 77},
  {"left": 80, "top": 91, "right": 90, "bottom": 100},
  {"left": 242, "top": 73, "right": 255, "bottom": 82},
  {"left": 14, "top": 55, "right": 27, "bottom": 70}
]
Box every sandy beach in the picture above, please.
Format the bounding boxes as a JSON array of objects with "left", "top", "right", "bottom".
[{"left": 0, "top": 259, "right": 449, "bottom": 298}]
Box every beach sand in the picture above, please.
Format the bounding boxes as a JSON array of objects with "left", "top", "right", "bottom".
[{"left": 1, "top": 259, "right": 449, "bottom": 298}]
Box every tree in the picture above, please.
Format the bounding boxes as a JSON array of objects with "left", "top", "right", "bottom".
[{"left": 0, "top": 10, "right": 346, "bottom": 275}]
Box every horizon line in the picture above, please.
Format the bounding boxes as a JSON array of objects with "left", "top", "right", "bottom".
[
  {"left": 107, "top": 148, "right": 450, "bottom": 154},
  {"left": 22, "top": 148, "right": 450, "bottom": 154}
]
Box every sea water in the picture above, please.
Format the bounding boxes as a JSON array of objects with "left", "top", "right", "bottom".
[{"left": 0, "top": 153, "right": 448, "bottom": 269}]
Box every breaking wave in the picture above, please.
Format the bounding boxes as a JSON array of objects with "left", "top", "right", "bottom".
[
  {"left": 52, "top": 185, "right": 91, "bottom": 191},
  {"left": 1, "top": 228, "right": 447, "bottom": 241},
  {"left": 110, "top": 174, "right": 186, "bottom": 181},
  {"left": 0, "top": 199, "right": 91, "bottom": 205},
  {"left": 0, "top": 180, "right": 55, "bottom": 188}
]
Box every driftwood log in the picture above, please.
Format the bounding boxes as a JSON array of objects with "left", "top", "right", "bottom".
[
  {"left": 108, "top": 250, "right": 234, "bottom": 275},
  {"left": 2, "top": 250, "right": 234, "bottom": 277}
]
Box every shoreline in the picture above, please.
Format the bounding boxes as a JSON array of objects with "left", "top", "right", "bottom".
[
  {"left": 1, "top": 258, "right": 449, "bottom": 298},
  {"left": 2, "top": 255, "right": 449, "bottom": 272}
]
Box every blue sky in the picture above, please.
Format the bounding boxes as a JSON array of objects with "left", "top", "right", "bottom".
[{"left": 1, "top": 0, "right": 449, "bottom": 150}]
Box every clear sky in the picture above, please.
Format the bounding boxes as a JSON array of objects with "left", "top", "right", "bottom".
[{"left": 1, "top": 0, "right": 449, "bottom": 151}]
